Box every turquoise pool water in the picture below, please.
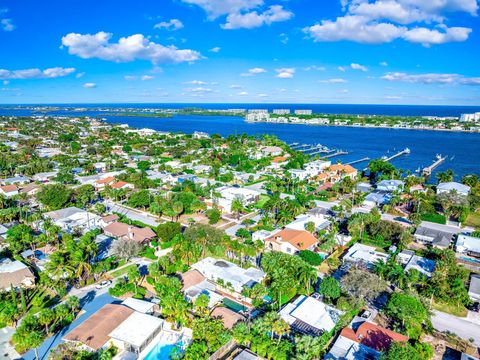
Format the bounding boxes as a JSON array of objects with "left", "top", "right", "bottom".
[
  {"left": 143, "top": 342, "right": 183, "bottom": 360},
  {"left": 223, "top": 298, "right": 247, "bottom": 313}
]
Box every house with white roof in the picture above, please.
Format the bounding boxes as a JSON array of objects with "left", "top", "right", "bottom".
[
  {"left": 216, "top": 186, "right": 261, "bottom": 213},
  {"left": 305, "top": 160, "right": 331, "bottom": 176},
  {"left": 342, "top": 243, "right": 389, "bottom": 268},
  {"left": 468, "top": 275, "right": 480, "bottom": 302},
  {"left": 397, "top": 250, "right": 435, "bottom": 278},
  {"left": 44, "top": 207, "right": 100, "bottom": 234},
  {"left": 279, "top": 295, "right": 343, "bottom": 335},
  {"left": 437, "top": 182, "right": 470, "bottom": 196},
  {"left": 191, "top": 257, "right": 265, "bottom": 294},
  {"left": 456, "top": 234, "right": 480, "bottom": 260},
  {"left": 288, "top": 169, "right": 310, "bottom": 181},
  {"left": 285, "top": 213, "right": 330, "bottom": 232}
]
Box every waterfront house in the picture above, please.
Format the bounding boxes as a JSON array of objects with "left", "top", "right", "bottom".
[
  {"left": 279, "top": 295, "right": 343, "bottom": 335},
  {"left": 376, "top": 179, "right": 404, "bottom": 192},
  {"left": 342, "top": 243, "right": 389, "bottom": 268},
  {"left": 265, "top": 229, "right": 318, "bottom": 255},
  {"left": 0, "top": 258, "right": 35, "bottom": 291},
  {"left": 437, "top": 182, "right": 470, "bottom": 196}
]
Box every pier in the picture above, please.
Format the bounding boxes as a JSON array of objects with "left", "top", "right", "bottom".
[
  {"left": 346, "top": 157, "right": 370, "bottom": 165},
  {"left": 324, "top": 151, "right": 349, "bottom": 158},
  {"left": 382, "top": 148, "right": 410, "bottom": 162},
  {"left": 423, "top": 155, "right": 447, "bottom": 176}
]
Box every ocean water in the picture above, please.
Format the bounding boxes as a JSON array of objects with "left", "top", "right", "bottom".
[{"left": 1, "top": 104, "right": 479, "bottom": 179}]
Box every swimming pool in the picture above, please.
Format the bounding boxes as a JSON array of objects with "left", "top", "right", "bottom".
[
  {"left": 142, "top": 333, "right": 184, "bottom": 360},
  {"left": 223, "top": 298, "right": 247, "bottom": 313}
]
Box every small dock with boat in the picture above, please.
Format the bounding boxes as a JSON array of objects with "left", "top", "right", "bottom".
[{"left": 422, "top": 155, "right": 447, "bottom": 176}]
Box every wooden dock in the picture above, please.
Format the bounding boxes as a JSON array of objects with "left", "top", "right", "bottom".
[
  {"left": 422, "top": 155, "right": 447, "bottom": 176},
  {"left": 382, "top": 148, "right": 410, "bottom": 162},
  {"left": 324, "top": 151, "right": 348, "bottom": 158},
  {"left": 346, "top": 157, "right": 370, "bottom": 165}
]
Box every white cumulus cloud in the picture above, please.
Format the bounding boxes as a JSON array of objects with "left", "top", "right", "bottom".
[
  {"left": 154, "top": 19, "right": 184, "bottom": 31},
  {"left": 181, "top": 0, "right": 263, "bottom": 18},
  {"left": 381, "top": 72, "right": 480, "bottom": 85},
  {"left": 303, "top": 0, "right": 474, "bottom": 45},
  {"left": 210, "top": 46, "right": 221, "bottom": 53},
  {"left": 351, "top": 63, "right": 368, "bottom": 71},
  {"left": 222, "top": 5, "right": 293, "bottom": 29},
  {"left": 319, "top": 78, "right": 348, "bottom": 84},
  {"left": 61, "top": 32, "right": 201, "bottom": 64},
  {"left": 275, "top": 68, "right": 295, "bottom": 78},
  {"left": 83, "top": 82, "right": 97, "bottom": 88},
  {"left": 0, "top": 67, "right": 76, "bottom": 80},
  {"left": 241, "top": 67, "right": 267, "bottom": 76}
]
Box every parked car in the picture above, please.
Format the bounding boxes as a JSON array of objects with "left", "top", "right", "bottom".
[{"left": 95, "top": 280, "right": 112, "bottom": 289}]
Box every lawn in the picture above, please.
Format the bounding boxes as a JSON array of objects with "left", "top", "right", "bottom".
[
  {"left": 254, "top": 194, "right": 270, "bottom": 209},
  {"left": 465, "top": 212, "right": 480, "bottom": 228},
  {"left": 432, "top": 299, "right": 468, "bottom": 317},
  {"left": 109, "top": 264, "right": 138, "bottom": 278}
]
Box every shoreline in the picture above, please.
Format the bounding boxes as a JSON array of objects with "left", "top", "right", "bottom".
[{"left": 245, "top": 120, "right": 480, "bottom": 134}]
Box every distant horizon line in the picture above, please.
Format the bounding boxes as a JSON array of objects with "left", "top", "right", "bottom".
[{"left": 1, "top": 102, "right": 480, "bottom": 107}]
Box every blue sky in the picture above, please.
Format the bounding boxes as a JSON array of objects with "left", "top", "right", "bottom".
[{"left": 0, "top": 0, "right": 479, "bottom": 105}]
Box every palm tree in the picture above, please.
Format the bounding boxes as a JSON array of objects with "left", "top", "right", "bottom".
[
  {"left": 38, "top": 308, "right": 55, "bottom": 335},
  {"left": 231, "top": 197, "right": 244, "bottom": 220},
  {"left": 27, "top": 330, "right": 44, "bottom": 360},
  {"left": 272, "top": 318, "right": 290, "bottom": 345}
]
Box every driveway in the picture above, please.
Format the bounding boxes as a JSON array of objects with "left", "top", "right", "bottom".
[
  {"left": 20, "top": 293, "right": 117, "bottom": 360},
  {"left": 0, "top": 327, "right": 19, "bottom": 360},
  {"left": 103, "top": 200, "right": 160, "bottom": 227},
  {"left": 432, "top": 310, "right": 480, "bottom": 347}
]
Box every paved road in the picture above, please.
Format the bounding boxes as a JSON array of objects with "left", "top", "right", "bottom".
[
  {"left": 20, "top": 292, "right": 116, "bottom": 360},
  {"left": 104, "top": 200, "right": 161, "bottom": 227},
  {"left": 0, "top": 327, "right": 18, "bottom": 360},
  {"left": 432, "top": 310, "right": 480, "bottom": 347}
]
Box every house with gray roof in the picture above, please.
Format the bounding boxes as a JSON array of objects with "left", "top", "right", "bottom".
[
  {"left": 414, "top": 221, "right": 461, "bottom": 249},
  {"left": 437, "top": 182, "right": 470, "bottom": 196}
]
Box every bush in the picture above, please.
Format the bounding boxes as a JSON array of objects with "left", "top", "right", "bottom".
[
  {"left": 421, "top": 213, "right": 446, "bottom": 224},
  {"left": 298, "top": 250, "right": 323, "bottom": 266}
]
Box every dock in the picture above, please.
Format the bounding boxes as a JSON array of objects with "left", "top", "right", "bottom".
[
  {"left": 382, "top": 148, "right": 410, "bottom": 162},
  {"left": 422, "top": 155, "right": 447, "bottom": 176},
  {"left": 324, "top": 151, "right": 349, "bottom": 158},
  {"left": 346, "top": 157, "right": 370, "bottom": 165}
]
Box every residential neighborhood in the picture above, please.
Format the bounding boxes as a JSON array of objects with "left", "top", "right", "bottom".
[{"left": 0, "top": 116, "right": 480, "bottom": 360}]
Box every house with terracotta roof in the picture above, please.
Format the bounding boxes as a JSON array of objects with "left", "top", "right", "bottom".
[
  {"left": 99, "top": 214, "right": 120, "bottom": 228},
  {"left": 265, "top": 229, "right": 318, "bottom": 255},
  {"left": 95, "top": 176, "right": 115, "bottom": 190},
  {"left": 211, "top": 306, "right": 246, "bottom": 329},
  {"left": 0, "top": 184, "right": 19, "bottom": 198},
  {"left": 110, "top": 181, "right": 134, "bottom": 190},
  {"left": 326, "top": 320, "right": 408, "bottom": 360},
  {"left": 103, "top": 222, "right": 156, "bottom": 244}
]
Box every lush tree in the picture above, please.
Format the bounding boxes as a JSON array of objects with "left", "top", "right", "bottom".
[
  {"left": 381, "top": 341, "right": 433, "bottom": 360},
  {"left": 319, "top": 276, "right": 341, "bottom": 302},
  {"left": 341, "top": 268, "right": 387, "bottom": 303},
  {"left": 156, "top": 222, "right": 182, "bottom": 242},
  {"left": 36, "top": 184, "right": 72, "bottom": 210},
  {"left": 111, "top": 239, "right": 142, "bottom": 261},
  {"left": 298, "top": 250, "right": 323, "bottom": 266},
  {"left": 386, "top": 293, "right": 428, "bottom": 339}
]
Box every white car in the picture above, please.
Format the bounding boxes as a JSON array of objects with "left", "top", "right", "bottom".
[{"left": 95, "top": 280, "right": 112, "bottom": 289}]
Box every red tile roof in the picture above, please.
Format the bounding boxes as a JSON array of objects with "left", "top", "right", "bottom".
[{"left": 340, "top": 322, "right": 408, "bottom": 352}]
